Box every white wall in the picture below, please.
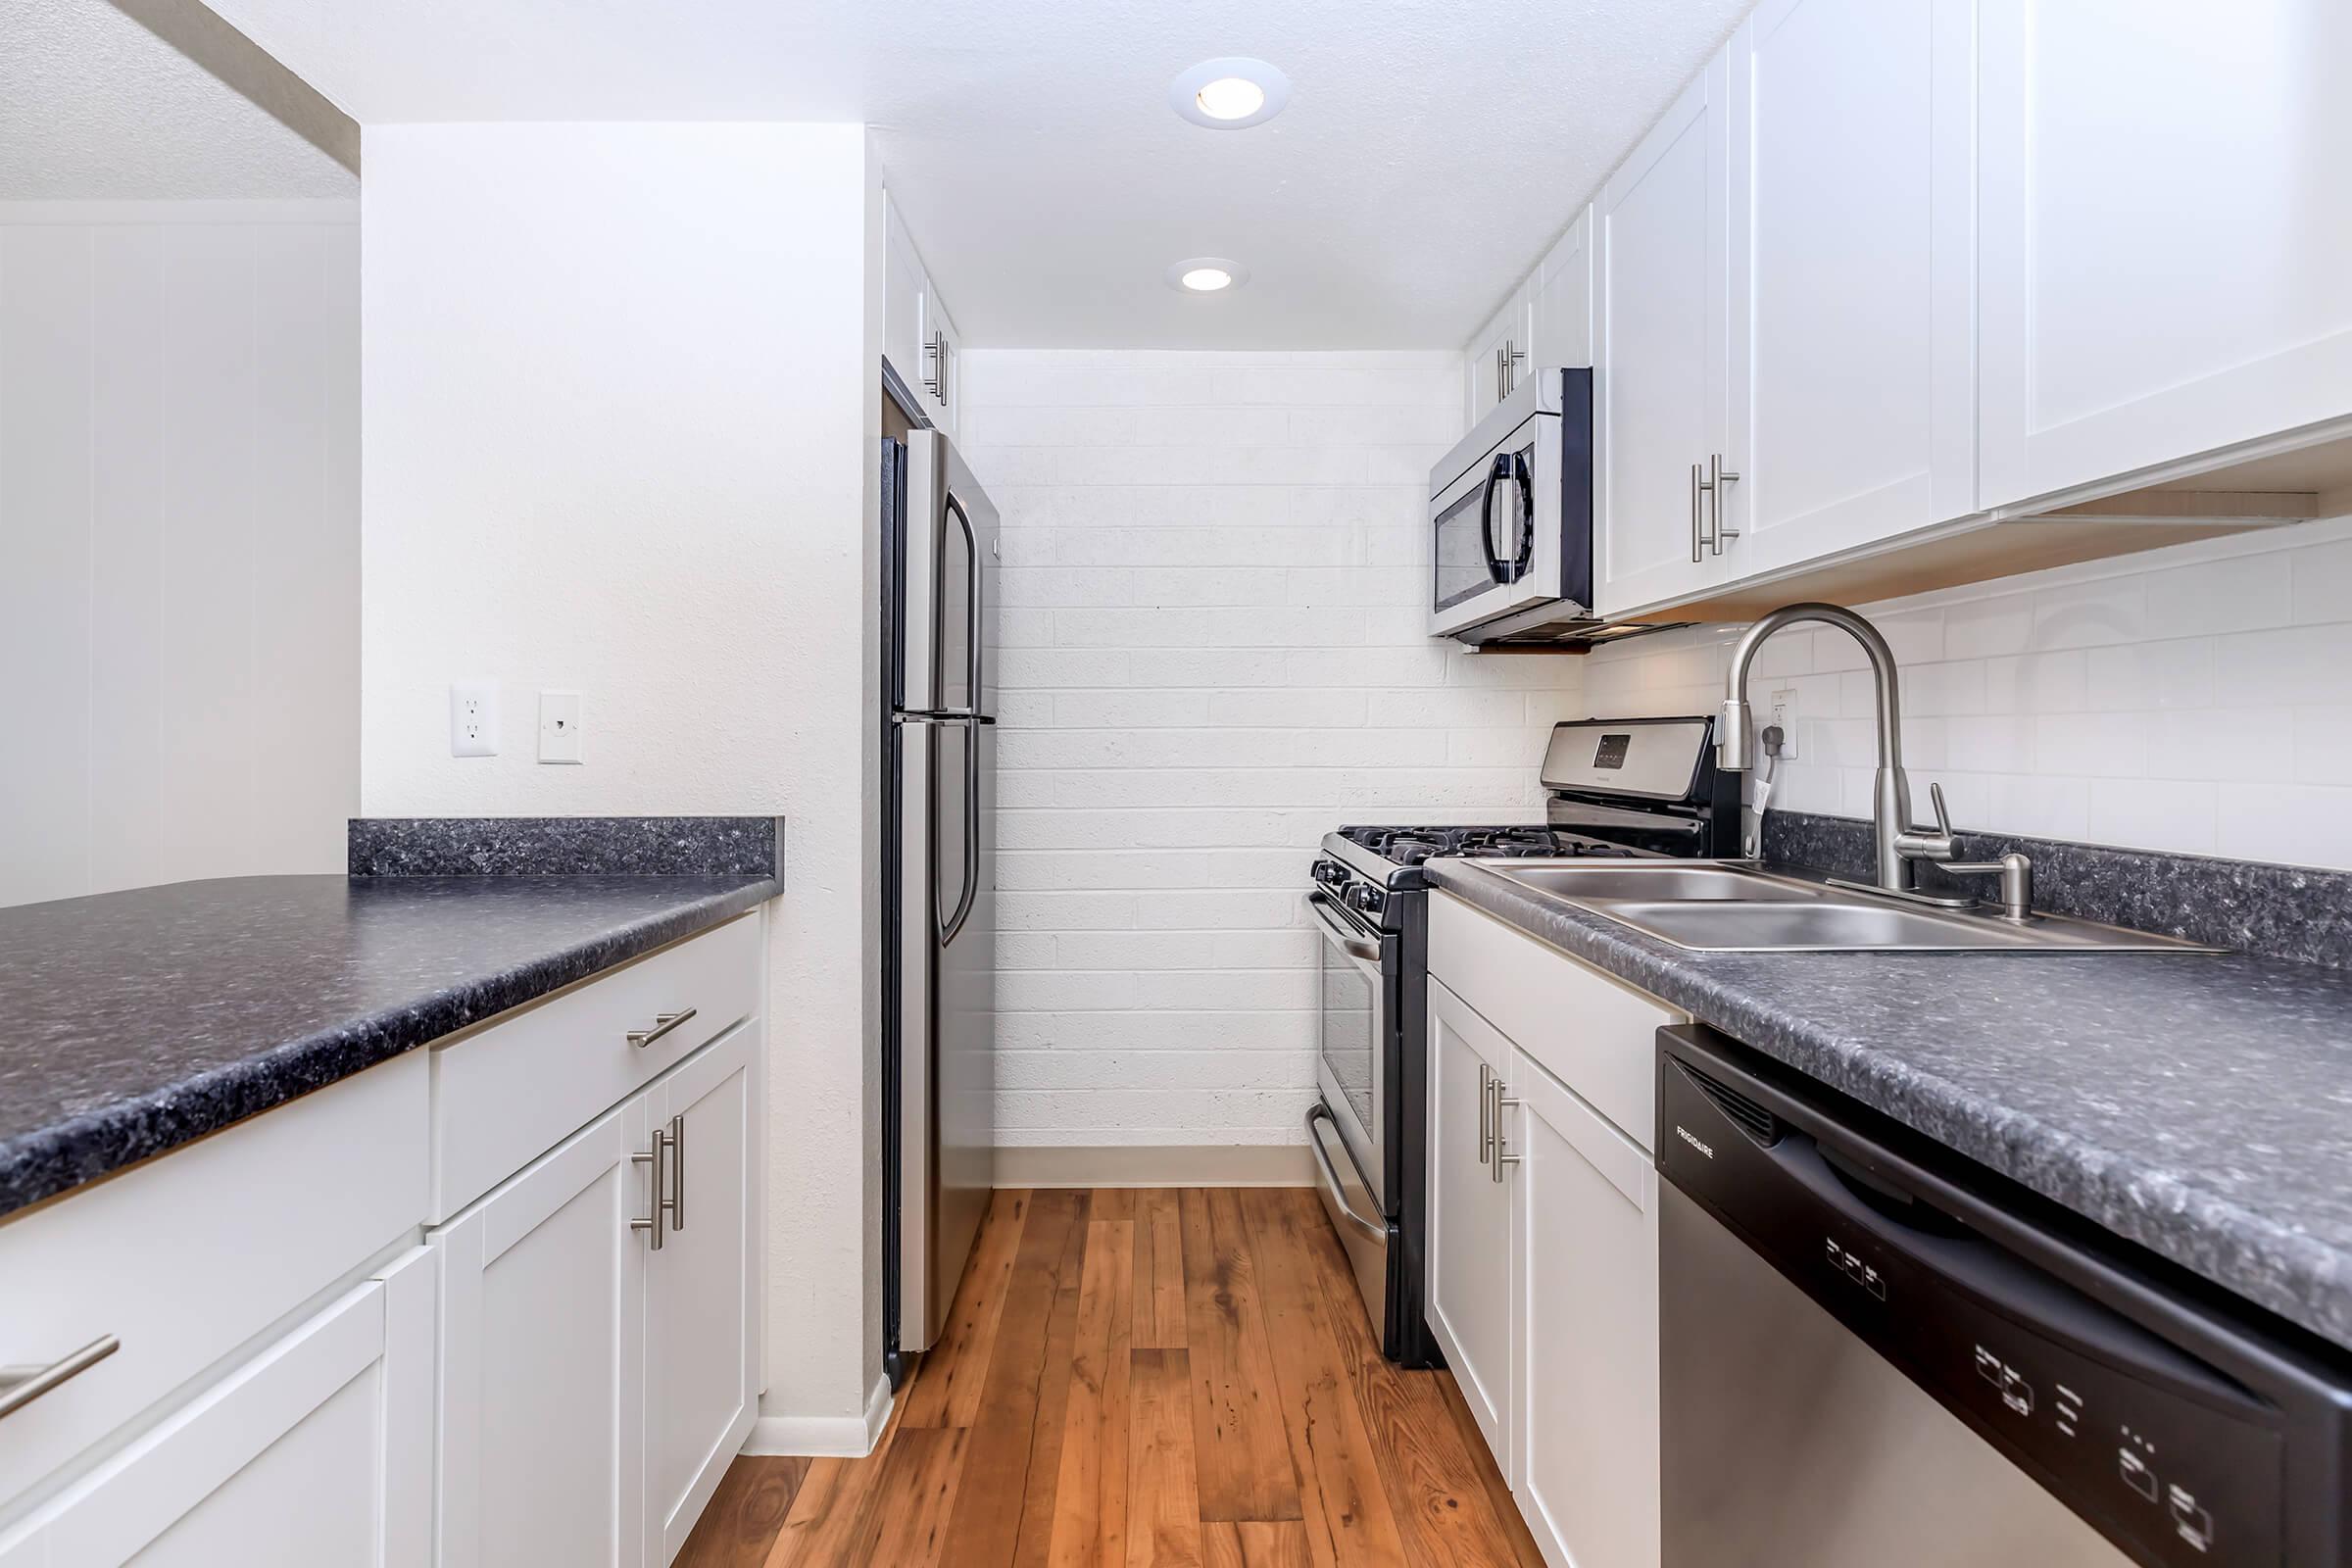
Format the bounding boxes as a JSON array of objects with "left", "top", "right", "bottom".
[
  {"left": 358, "top": 122, "right": 883, "bottom": 1433},
  {"left": 959, "top": 349, "right": 1589, "bottom": 1157},
  {"left": 1585, "top": 514, "right": 2352, "bottom": 870},
  {"left": 0, "top": 201, "right": 359, "bottom": 908}
]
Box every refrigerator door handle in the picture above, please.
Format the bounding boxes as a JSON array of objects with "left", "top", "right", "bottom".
[
  {"left": 937, "top": 488, "right": 985, "bottom": 947},
  {"left": 940, "top": 718, "right": 981, "bottom": 944},
  {"left": 946, "top": 491, "right": 983, "bottom": 713}
]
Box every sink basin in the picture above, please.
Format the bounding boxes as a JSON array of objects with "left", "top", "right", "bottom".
[
  {"left": 1465, "top": 858, "right": 2225, "bottom": 954},
  {"left": 1471, "top": 861, "right": 1826, "bottom": 904},
  {"left": 1593, "top": 899, "right": 2066, "bottom": 952}
]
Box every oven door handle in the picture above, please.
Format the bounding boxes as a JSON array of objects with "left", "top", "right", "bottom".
[
  {"left": 1304, "top": 891, "right": 1381, "bottom": 961},
  {"left": 1305, "top": 1104, "right": 1388, "bottom": 1244}
]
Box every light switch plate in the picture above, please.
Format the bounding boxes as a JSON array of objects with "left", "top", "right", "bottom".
[
  {"left": 538, "top": 690, "right": 583, "bottom": 764},
  {"left": 450, "top": 680, "right": 499, "bottom": 758}
]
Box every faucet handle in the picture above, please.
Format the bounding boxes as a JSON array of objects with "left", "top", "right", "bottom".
[{"left": 1927, "top": 782, "right": 1953, "bottom": 839}]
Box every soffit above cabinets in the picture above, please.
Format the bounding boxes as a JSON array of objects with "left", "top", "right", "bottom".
[{"left": 192, "top": 0, "right": 1749, "bottom": 349}]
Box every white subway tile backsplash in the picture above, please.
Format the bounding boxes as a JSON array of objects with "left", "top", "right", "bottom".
[
  {"left": 2030, "top": 577, "right": 2147, "bottom": 650},
  {"left": 2216, "top": 783, "right": 2352, "bottom": 869},
  {"left": 1590, "top": 514, "right": 2352, "bottom": 869},
  {"left": 2144, "top": 551, "right": 2291, "bottom": 636},
  {"left": 964, "top": 348, "right": 1578, "bottom": 1149}
]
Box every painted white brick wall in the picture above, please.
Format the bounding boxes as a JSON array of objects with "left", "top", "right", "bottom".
[
  {"left": 1584, "top": 514, "right": 2352, "bottom": 871},
  {"left": 961, "top": 349, "right": 1589, "bottom": 1150}
]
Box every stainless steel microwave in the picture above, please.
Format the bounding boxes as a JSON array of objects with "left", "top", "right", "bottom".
[{"left": 1427, "top": 367, "right": 1599, "bottom": 642}]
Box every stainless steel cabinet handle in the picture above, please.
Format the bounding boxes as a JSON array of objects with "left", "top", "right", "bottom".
[
  {"left": 1690, "top": 462, "right": 1705, "bottom": 563},
  {"left": 924, "top": 331, "right": 953, "bottom": 408},
  {"left": 667, "top": 1113, "right": 686, "bottom": 1232},
  {"left": 627, "top": 1008, "right": 698, "bottom": 1050},
  {"left": 1494, "top": 341, "right": 1526, "bottom": 401},
  {"left": 1705, "top": 452, "right": 1741, "bottom": 555},
  {"left": 632, "top": 1124, "right": 677, "bottom": 1250},
  {"left": 1492, "top": 1077, "right": 1522, "bottom": 1183},
  {"left": 0, "top": 1336, "right": 119, "bottom": 1420},
  {"left": 1477, "top": 1061, "right": 1493, "bottom": 1165}
]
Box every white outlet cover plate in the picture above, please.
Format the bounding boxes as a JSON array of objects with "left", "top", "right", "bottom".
[
  {"left": 450, "top": 679, "right": 499, "bottom": 758},
  {"left": 1767, "top": 687, "right": 1798, "bottom": 759},
  {"left": 539, "top": 690, "right": 583, "bottom": 764}
]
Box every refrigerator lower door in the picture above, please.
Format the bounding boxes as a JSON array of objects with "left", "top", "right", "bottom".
[{"left": 930, "top": 716, "right": 994, "bottom": 1346}]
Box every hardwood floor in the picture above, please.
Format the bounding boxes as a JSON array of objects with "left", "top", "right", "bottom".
[{"left": 675, "top": 1186, "right": 1544, "bottom": 1568}]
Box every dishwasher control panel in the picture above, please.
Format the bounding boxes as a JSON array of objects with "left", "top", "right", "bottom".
[{"left": 1659, "top": 1041, "right": 2300, "bottom": 1568}]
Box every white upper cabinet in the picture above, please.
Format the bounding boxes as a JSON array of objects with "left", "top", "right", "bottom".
[
  {"left": 1467, "top": 281, "right": 1534, "bottom": 426},
  {"left": 1596, "top": 54, "right": 1736, "bottom": 615},
  {"left": 882, "top": 190, "right": 960, "bottom": 440},
  {"left": 1731, "top": 0, "right": 1978, "bottom": 576},
  {"left": 883, "top": 196, "right": 925, "bottom": 410},
  {"left": 1528, "top": 209, "right": 1596, "bottom": 373},
  {"left": 1977, "top": 0, "right": 2352, "bottom": 510}
]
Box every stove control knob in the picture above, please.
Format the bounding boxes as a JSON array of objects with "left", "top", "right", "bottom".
[
  {"left": 1311, "top": 859, "right": 1348, "bottom": 887},
  {"left": 1347, "top": 885, "right": 1385, "bottom": 917}
]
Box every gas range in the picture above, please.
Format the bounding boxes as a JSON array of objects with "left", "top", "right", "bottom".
[
  {"left": 1303, "top": 716, "right": 1740, "bottom": 1370},
  {"left": 1324, "top": 822, "right": 1656, "bottom": 894}
]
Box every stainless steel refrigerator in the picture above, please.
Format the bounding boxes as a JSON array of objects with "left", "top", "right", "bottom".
[{"left": 884, "top": 429, "right": 998, "bottom": 1361}]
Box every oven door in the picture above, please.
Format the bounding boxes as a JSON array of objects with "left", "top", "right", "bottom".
[
  {"left": 1305, "top": 889, "right": 1391, "bottom": 1213},
  {"left": 1430, "top": 402, "right": 1565, "bottom": 637}
]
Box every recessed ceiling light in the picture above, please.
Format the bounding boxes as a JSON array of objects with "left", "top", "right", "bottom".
[
  {"left": 1166, "top": 257, "right": 1250, "bottom": 293},
  {"left": 1169, "top": 59, "right": 1291, "bottom": 130},
  {"left": 1194, "top": 76, "right": 1265, "bottom": 122}
]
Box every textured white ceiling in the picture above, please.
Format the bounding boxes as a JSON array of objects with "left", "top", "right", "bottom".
[
  {"left": 2, "top": 0, "right": 355, "bottom": 200},
  {"left": 193, "top": 0, "right": 1748, "bottom": 346}
]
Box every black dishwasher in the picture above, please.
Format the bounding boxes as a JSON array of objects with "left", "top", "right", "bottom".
[{"left": 1656, "top": 1023, "right": 2352, "bottom": 1567}]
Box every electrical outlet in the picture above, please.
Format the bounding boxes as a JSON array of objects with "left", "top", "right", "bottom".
[
  {"left": 449, "top": 680, "right": 500, "bottom": 758},
  {"left": 538, "top": 690, "right": 583, "bottom": 764},
  {"left": 1767, "top": 687, "right": 1799, "bottom": 759}
]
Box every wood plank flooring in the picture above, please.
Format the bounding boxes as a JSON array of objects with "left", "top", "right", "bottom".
[{"left": 677, "top": 1187, "right": 1543, "bottom": 1568}]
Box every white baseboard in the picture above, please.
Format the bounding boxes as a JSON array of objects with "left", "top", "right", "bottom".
[
  {"left": 994, "top": 1143, "right": 1314, "bottom": 1189},
  {"left": 742, "top": 1370, "right": 894, "bottom": 1458}
]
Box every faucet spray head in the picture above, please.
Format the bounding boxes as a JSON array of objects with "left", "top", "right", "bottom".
[{"left": 1717, "top": 698, "right": 1754, "bottom": 772}]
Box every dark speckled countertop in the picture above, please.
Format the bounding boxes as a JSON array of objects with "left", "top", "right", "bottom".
[
  {"left": 0, "top": 872, "right": 778, "bottom": 1218},
  {"left": 1426, "top": 858, "right": 2352, "bottom": 1353}
]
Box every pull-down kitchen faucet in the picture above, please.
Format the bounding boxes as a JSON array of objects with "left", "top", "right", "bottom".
[{"left": 1718, "top": 602, "right": 2033, "bottom": 915}]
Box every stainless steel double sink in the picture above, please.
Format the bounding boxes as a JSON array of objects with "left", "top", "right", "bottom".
[{"left": 1467, "top": 859, "right": 2224, "bottom": 954}]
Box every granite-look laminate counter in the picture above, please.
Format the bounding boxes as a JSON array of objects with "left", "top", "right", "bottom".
[
  {"left": 1425, "top": 858, "right": 2352, "bottom": 1353},
  {"left": 0, "top": 872, "right": 778, "bottom": 1219}
]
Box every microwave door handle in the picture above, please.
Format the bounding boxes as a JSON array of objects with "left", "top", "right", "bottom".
[
  {"left": 1480, "top": 454, "right": 1513, "bottom": 584},
  {"left": 1508, "top": 450, "right": 1535, "bottom": 578}
]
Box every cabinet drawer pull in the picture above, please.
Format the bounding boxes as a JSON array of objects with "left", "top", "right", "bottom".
[
  {"left": 0, "top": 1335, "right": 120, "bottom": 1420},
  {"left": 627, "top": 1008, "right": 698, "bottom": 1050}
]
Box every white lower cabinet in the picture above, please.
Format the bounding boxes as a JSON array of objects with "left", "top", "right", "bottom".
[
  {"left": 0, "top": 917, "right": 768, "bottom": 1568},
  {"left": 0, "top": 1247, "right": 433, "bottom": 1568},
  {"left": 1511, "top": 1054, "right": 1661, "bottom": 1568},
  {"left": 1427, "top": 978, "right": 1517, "bottom": 1471},
  {"left": 1429, "top": 893, "right": 1669, "bottom": 1568},
  {"left": 643, "top": 1027, "right": 760, "bottom": 1565},
  {"left": 435, "top": 1099, "right": 649, "bottom": 1568},
  {"left": 434, "top": 1018, "right": 762, "bottom": 1568}
]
